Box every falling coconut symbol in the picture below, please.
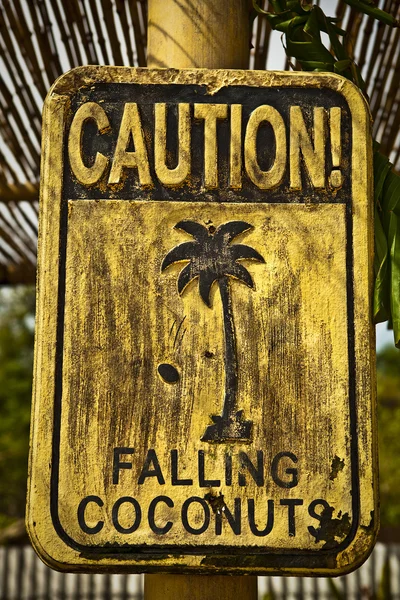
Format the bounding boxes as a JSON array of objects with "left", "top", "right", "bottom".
[{"left": 161, "top": 220, "right": 265, "bottom": 443}]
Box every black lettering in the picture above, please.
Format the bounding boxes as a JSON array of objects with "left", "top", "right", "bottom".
[
  {"left": 271, "top": 452, "right": 298, "bottom": 488},
  {"left": 148, "top": 495, "right": 174, "bottom": 535},
  {"left": 181, "top": 497, "right": 210, "bottom": 535},
  {"left": 308, "top": 498, "right": 331, "bottom": 539},
  {"left": 137, "top": 449, "right": 165, "bottom": 485},
  {"left": 171, "top": 450, "right": 193, "bottom": 485},
  {"left": 198, "top": 450, "right": 220, "bottom": 487},
  {"left": 112, "top": 497, "right": 141, "bottom": 534},
  {"left": 248, "top": 499, "right": 274, "bottom": 536},
  {"left": 215, "top": 498, "right": 241, "bottom": 535},
  {"left": 113, "top": 447, "right": 134, "bottom": 484},
  {"left": 225, "top": 453, "right": 232, "bottom": 486},
  {"left": 238, "top": 451, "right": 264, "bottom": 486},
  {"left": 77, "top": 495, "right": 104, "bottom": 534},
  {"left": 280, "top": 499, "right": 303, "bottom": 536}
]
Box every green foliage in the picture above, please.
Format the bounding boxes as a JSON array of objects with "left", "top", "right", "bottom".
[
  {"left": 377, "top": 344, "right": 400, "bottom": 527},
  {"left": 253, "top": 0, "right": 400, "bottom": 348},
  {"left": 374, "top": 147, "right": 400, "bottom": 347},
  {"left": 342, "top": 0, "right": 399, "bottom": 28},
  {"left": 0, "top": 286, "right": 35, "bottom": 525},
  {"left": 252, "top": 1, "right": 365, "bottom": 87}
]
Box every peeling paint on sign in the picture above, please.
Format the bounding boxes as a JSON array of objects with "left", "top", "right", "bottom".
[{"left": 27, "top": 67, "right": 378, "bottom": 576}]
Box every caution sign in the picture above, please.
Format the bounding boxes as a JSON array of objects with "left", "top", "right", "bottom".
[{"left": 27, "top": 68, "right": 378, "bottom": 575}]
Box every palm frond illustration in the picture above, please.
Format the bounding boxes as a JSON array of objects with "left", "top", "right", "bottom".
[{"left": 161, "top": 220, "right": 265, "bottom": 442}]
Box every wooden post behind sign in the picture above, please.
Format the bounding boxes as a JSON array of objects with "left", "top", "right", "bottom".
[
  {"left": 144, "top": 574, "right": 258, "bottom": 600},
  {"left": 147, "top": 0, "right": 250, "bottom": 69},
  {"left": 145, "top": 0, "right": 256, "bottom": 597}
]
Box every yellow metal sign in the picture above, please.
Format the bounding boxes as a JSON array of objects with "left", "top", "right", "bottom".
[{"left": 27, "top": 67, "right": 377, "bottom": 575}]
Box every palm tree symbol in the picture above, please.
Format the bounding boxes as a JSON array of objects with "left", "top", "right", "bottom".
[{"left": 161, "top": 220, "right": 265, "bottom": 442}]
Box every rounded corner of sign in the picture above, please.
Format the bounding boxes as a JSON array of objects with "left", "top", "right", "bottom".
[
  {"left": 332, "top": 527, "right": 379, "bottom": 577},
  {"left": 323, "top": 73, "right": 371, "bottom": 117},
  {"left": 26, "top": 506, "right": 83, "bottom": 573},
  {"left": 26, "top": 522, "right": 67, "bottom": 573},
  {"left": 46, "top": 66, "right": 99, "bottom": 101}
]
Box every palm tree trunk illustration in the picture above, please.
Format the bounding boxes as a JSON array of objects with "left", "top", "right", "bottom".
[
  {"left": 201, "top": 276, "right": 252, "bottom": 442},
  {"left": 219, "top": 276, "right": 238, "bottom": 422}
]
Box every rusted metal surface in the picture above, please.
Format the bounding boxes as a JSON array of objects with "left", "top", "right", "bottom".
[{"left": 27, "top": 67, "right": 377, "bottom": 575}]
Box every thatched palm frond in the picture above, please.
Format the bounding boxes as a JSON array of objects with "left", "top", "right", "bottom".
[{"left": 0, "top": 0, "right": 399, "bottom": 284}]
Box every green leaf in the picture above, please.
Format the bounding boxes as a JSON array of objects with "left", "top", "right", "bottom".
[
  {"left": 374, "top": 152, "right": 400, "bottom": 347},
  {"left": 373, "top": 206, "right": 390, "bottom": 323},
  {"left": 374, "top": 148, "right": 393, "bottom": 207},
  {"left": 251, "top": 0, "right": 272, "bottom": 17},
  {"left": 287, "top": 1, "right": 308, "bottom": 13},
  {"left": 334, "top": 59, "right": 352, "bottom": 72},
  {"left": 286, "top": 37, "right": 334, "bottom": 64},
  {"left": 343, "top": 0, "right": 399, "bottom": 28},
  {"left": 384, "top": 170, "right": 400, "bottom": 213},
  {"left": 330, "top": 24, "right": 347, "bottom": 37},
  {"left": 303, "top": 63, "right": 334, "bottom": 71},
  {"left": 269, "top": 0, "right": 286, "bottom": 13},
  {"left": 388, "top": 212, "right": 400, "bottom": 348}
]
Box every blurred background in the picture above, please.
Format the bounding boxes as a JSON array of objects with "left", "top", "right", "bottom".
[{"left": 1, "top": 0, "right": 400, "bottom": 597}]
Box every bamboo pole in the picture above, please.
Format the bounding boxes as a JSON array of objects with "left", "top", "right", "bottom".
[
  {"left": 147, "top": 0, "right": 250, "bottom": 69},
  {"left": 145, "top": 1, "right": 257, "bottom": 598}
]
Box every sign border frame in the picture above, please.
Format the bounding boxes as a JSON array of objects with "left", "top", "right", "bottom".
[{"left": 27, "top": 67, "right": 377, "bottom": 576}]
